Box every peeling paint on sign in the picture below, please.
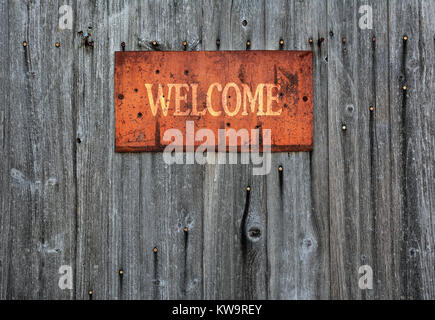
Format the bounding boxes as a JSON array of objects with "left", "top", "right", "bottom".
[{"left": 115, "top": 50, "right": 313, "bottom": 152}]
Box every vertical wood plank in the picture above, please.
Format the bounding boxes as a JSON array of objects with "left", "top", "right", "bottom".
[
  {"left": 265, "top": 0, "right": 329, "bottom": 299},
  {"left": 2, "top": 0, "right": 77, "bottom": 299},
  {"left": 388, "top": 0, "right": 435, "bottom": 299},
  {"left": 136, "top": 0, "right": 205, "bottom": 300}
]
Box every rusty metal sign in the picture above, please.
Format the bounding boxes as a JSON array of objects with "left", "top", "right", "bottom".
[{"left": 115, "top": 51, "right": 313, "bottom": 152}]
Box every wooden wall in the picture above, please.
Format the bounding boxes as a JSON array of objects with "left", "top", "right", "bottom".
[{"left": 0, "top": 0, "right": 434, "bottom": 299}]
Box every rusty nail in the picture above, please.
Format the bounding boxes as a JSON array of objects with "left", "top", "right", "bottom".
[
  {"left": 55, "top": 42, "right": 60, "bottom": 48},
  {"left": 121, "top": 42, "right": 125, "bottom": 48},
  {"left": 152, "top": 40, "right": 157, "bottom": 46},
  {"left": 23, "top": 41, "right": 27, "bottom": 47},
  {"left": 403, "top": 85, "right": 407, "bottom": 91},
  {"left": 246, "top": 186, "right": 251, "bottom": 191},
  {"left": 88, "top": 290, "right": 93, "bottom": 295},
  {"left": 342, "top": 124, "right": 347, "bottom": 131},
  {"left": 308, "top": 38, "right": 313, "bottom": 44},
  {"left": 342, "top": 37, "right": 346, "bottom": 44},
  {"left": 278, "top": 166, "right": 283, "bottom": 172},
  {"left": 246, "top": 40, "right": 251, "bottom": 47},
  {"left": 369, "top": 106, "right": 375, "bottom": 112},
  {"left": 183, "top": 41, "right": 187, "bottom": 47},
  {"left": 403, "top": 35, "right": 408, "bottom": 41},
  {"left": 216, "top": 39, "right": 220, "bottom": 46},
  {"left": 119, "top": 269, "right": 124, "bottom": 276},
  {"left": 153, "top": 247, "right": 158, "bottom": 253},
  {"left": 183, "top": 227, "right": 188, "bottom": 232},
  {"left": 279, "top": 39, "right": 284, "bottom": 45}
]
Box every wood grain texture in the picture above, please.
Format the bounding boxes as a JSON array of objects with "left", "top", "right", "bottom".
[{"left": 1, "top": 0, "right": 434, "bottom": 300}]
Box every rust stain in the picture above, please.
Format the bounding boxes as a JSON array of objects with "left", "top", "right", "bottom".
[{"left": 115, "top": 50, "right": 313, "bottom": 152}]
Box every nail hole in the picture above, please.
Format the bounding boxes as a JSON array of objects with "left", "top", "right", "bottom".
[
  {"left": 184, "top": 70, "right": 189, "bottom": 75},
  {"left": 242, "top": 20, "right": 247, "bottom": 27},
  {"left": 76, "top": 138, "right": 81, "bottom": 143},
  {"left": 303, "top": 96, "right": 308, "bottom": 102},
  {"left": 134, "top": 88, "right": 138, "bottom": 92},
  {"left": 118, "top": 94, "right": 124, "bottom": 100},
  {"left": 155, "top": 69, "right": 159, "bottom": 74},
  {"left": 248, "top": 227, "right": 261, "bottom": 239},
  {"left": 137, "top": 112, "right": 143, "bottom": 118},
  {"left": 226, "top": 122, "right": 230, "bottom": 127}
]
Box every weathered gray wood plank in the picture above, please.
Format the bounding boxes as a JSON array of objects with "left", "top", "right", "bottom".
[
  {"left": 265, "top": 0, "right": 329, "bottom": 300},
  {"left": 2, "top": 0, "right": 77, "bottom": 299},
  {"left": 388, "top": 0, "right": 435, "bottom": 299}
]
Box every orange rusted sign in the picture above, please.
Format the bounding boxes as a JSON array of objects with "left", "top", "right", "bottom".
[{"left": 115, "top": 51, "right": 313, "bottom": 152}]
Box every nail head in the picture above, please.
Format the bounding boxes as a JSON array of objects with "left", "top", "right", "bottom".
[
  {"left": 369, "top": 106, "right": 375, "bottom": 112},
  {"left": 342, "top": 125, "right": 347, "bottom": 131},
  {"left": 153, "top": 247, "right": 158, "bottom": 253},
  {"left": 246, "top": 186, "right": 251, "bottom": 191},
  {"left": 278, "top": 166, "right": 283, "bottom": 172},
  {"left": 55, "top": 42, "right": 60, "bottom": 47},
  {"left": 23, "top": 41, "right": 27, "bottom": 47}
]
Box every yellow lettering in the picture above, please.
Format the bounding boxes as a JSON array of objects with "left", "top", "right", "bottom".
[
  {"left": 191, "top": 84, "right": 206, "bottom": 116},
  {"left": 174, "top": 84, "right": 190, "bottom": 116},
  {"left": 265, "top": 84, "right": 282, "bottom": 116},
  {"left": 207, "top": 82, "right": 222, "bottom": 116},
  {"left": 222, "top": 83, "right": 242, "bottom": 117},
  {"left": 242, "top": 84, "right": 265, "bottom": 116},
  {"left": 144, "top": 84, "right": 174, "bottom": 116}
]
